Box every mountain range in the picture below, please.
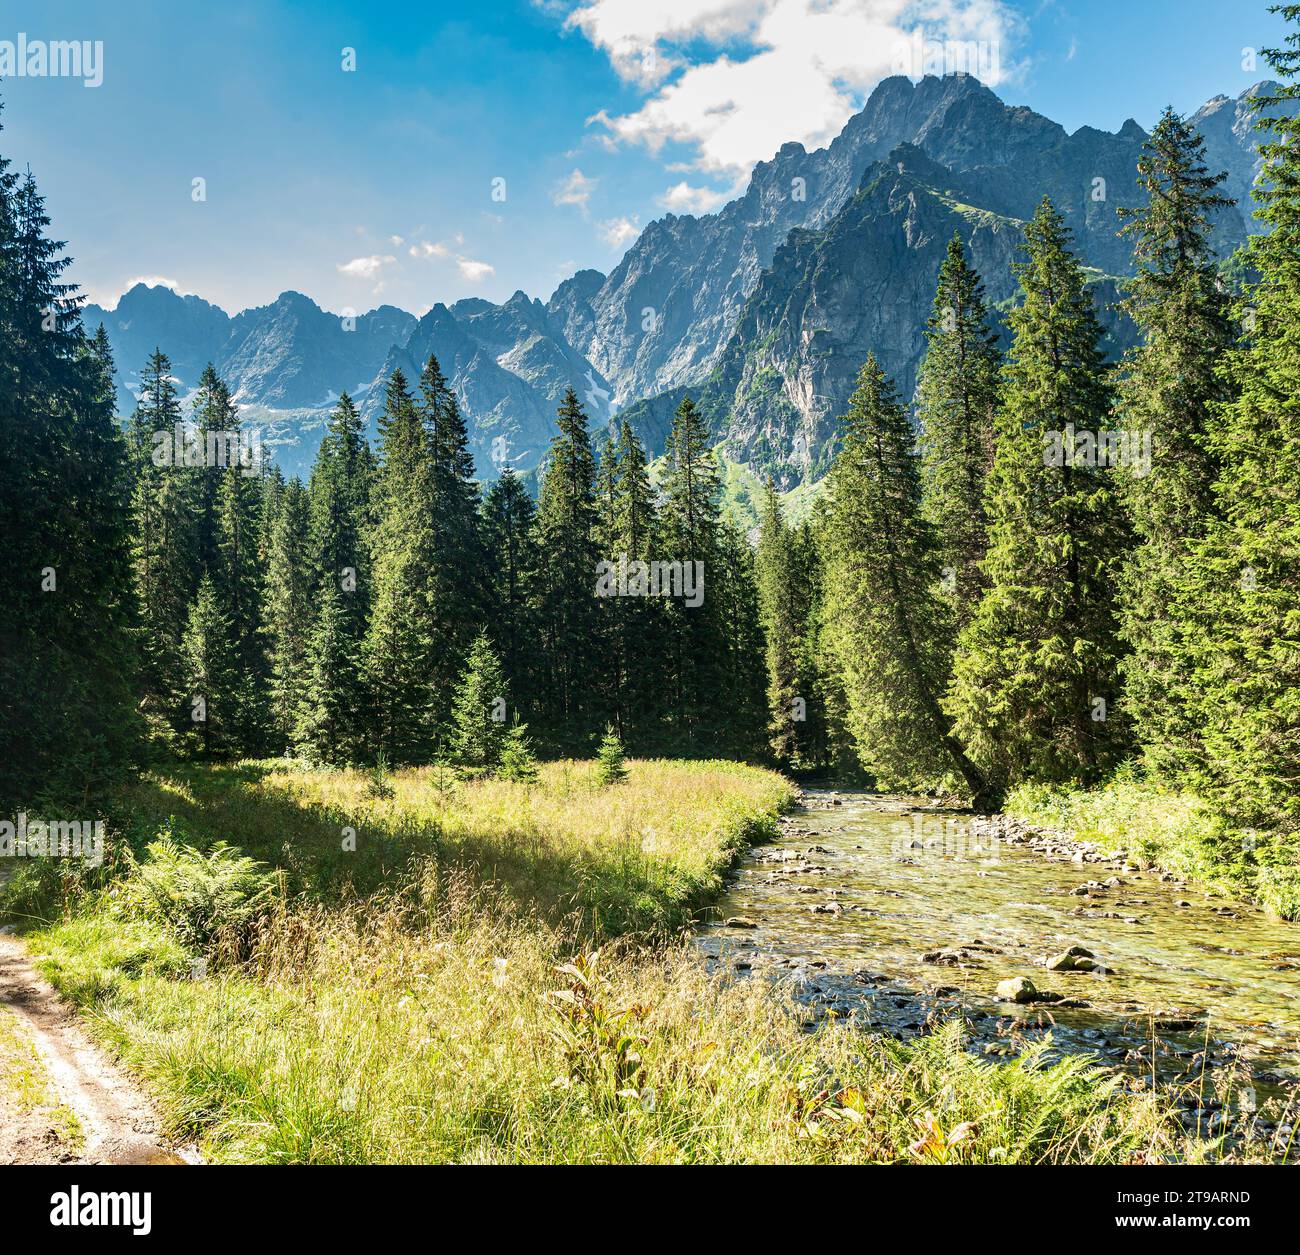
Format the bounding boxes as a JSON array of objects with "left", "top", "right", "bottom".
[{"left": 84, "top": 75, "right": 1292, "bottom": 483}]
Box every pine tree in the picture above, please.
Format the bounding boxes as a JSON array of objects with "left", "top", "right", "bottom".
[
  {"left": 594, "top": 725, "right": 628, "bottom": 786},
  {"left": 480, "top": 468, "right": 542, "bottom": 721},
  {"left": 946, "top": 199, "right": 1131, "bottom": 789},
  {"left": 660, "top": 395, "right": 725, "bottom": 745},
  {"left": 299, "top": 393, "right": 373, "bottom": 763},
  {"left": 1167, "top": 10, "right": 1300, "bottom": 845},
  {"left": 916, "top": 233, "right": 1001, "bottom": 630},
  {"left": 449, "top": 632, "right": 508, "bottom": 772},
  {"left": 0, "top": 139, "right": 140, "bottom": 808},
  {"left": 536, "top": 388, "right": 600, "bottom": 747},
  {"left": 417, "top": 355, "right": 485, "bottom": 728},
  {"left": 822, "top": 355, "right": 987, "bottom": 798},
  {"left": 129, "top": 348, "right": 200, "bottom": 726},
  {"left": 264, "top": 478, "right": 312, "bottom": 749},
  {"left": 365, "top": 369, "right": 439, "bottom": 763},
  {"left": 757, "top": 482, "right": 804, "bottom": 764},
  {"left": 1114, "top": 108, "right": 1238, "bottom": 776},
  {"left": 181, "top": 576, "right": 238, "bottom": 759}
]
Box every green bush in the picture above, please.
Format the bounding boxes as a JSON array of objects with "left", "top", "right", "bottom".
[{"left": 125, "top": 830, "right": 276, "bottom": 955}]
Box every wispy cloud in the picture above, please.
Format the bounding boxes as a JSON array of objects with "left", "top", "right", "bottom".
[
  {"left": 337, "top": 254, "right": 396, "bottom": 281},
  {"left": 657, "top": 180, "right": 729, "bottom": 214},
  {"left": 553, "top": 167, "right": 599, "bottom": 213},
  {"left": 457, "top": 257, "right": 496, "bottom": 282},
  {"left": 598, "top": 215, "right": 640, "bottom": 250}
]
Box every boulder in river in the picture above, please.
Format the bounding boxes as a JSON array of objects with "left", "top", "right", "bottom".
[
  {"left": 725, "top": 916, "right": 759, "bottom": 929},
  {"left": 1046, "top": 945, "right": 1101, "bottom": 973},
  {"left": 996, "top": 976, "right": 1040, "bottom": 1004}
]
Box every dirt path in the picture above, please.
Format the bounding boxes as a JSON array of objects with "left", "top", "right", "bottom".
[{"left": 0, "top": 935, "right": 194, "bottom": 1164}]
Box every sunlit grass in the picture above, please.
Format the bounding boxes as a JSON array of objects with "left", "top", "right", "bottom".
[
  {"left": 9, "top": 758, "right": 1261, "bottom": 1164},
  {"left": 1007, "top": 775, "right": 1300, "bottom": 920},
  {"left": 27, "top": 878, "right": 1215, "bottom": 1165}
]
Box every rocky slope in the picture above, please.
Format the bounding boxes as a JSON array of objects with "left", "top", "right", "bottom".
[{"left": 84, "top": 76, "right": 1291, "bottom": 485}]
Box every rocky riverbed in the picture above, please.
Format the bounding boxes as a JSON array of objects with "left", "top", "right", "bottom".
[{"left": 696, "top": 789, "right": 1300, "bottom": 1154}]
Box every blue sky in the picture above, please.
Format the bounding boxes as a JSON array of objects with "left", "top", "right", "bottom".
[{"left": 0, "top": 0, "right": 1289, "bottom": 316}]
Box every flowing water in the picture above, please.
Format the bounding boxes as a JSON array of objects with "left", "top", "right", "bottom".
[{"left": 696, "top": 790, "right": 1300, "bottom": 1100}]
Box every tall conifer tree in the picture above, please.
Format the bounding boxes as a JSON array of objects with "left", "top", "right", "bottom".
[
  {"left": 480, "top": 468, "right": 542, "bottom": 725},
  {"left": 536, "top": 388, "right": 600, "bottom": 745},
  {"left": 365, "top": 369, "right": 439, "bottom": 762},
  {"left": 916, "top": 234, "right": 1001, "bottom": 631},
  {"left": 264, "top": 478, "right": 312, "bottom": 749},
  {"left": 946, "top": 199, "right": 1131, "bottom": 789},
  {"left": 1114, "top": 109, "right": 1237, "bottom": 775},
  {"left": 822, "top": 355, "right": 987, "bottom": 798},
  {"left": 1168, "top": 9, "right": 1300, "bottom": 845}
]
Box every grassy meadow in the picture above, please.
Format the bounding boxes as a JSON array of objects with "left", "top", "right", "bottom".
[{"left": 0, "top": 758, "right": 1244, "bottom": 1164}]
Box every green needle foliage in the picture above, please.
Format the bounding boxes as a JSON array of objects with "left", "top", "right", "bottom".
[
  {"left": 821, "top": 355, "right": 987, "bottom": 801},
  {"left": 946, "top": 199, "right": 1131, "bottom": 791},
  {"left": 595, "top": 725, "right": 628, "bottom": 786},
  {"left": 450, "top": 632, "right": 509, "bottom": 773},
  {"left": 917, "top": 233, "right": 1001, "bottom": 632},
  {"left": 1168, "top": 8, "right": 1300, "bottom": 849},
  {"left": 1115, "top": 107, "right": 1237, "bottom": 776}
]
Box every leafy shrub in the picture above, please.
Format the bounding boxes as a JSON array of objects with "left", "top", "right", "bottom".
[{"left": 125, "top": 831, "right": 276, "bottom": 955}]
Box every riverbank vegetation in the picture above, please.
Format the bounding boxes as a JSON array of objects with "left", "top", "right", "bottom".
[{"left": 7, "top": 759, "right": 1248, "bottom": 1165}]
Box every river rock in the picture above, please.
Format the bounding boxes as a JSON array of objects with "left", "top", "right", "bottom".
[
  {"left": 996, "top": 976, "right": 1040, "bottom": 1004},
  {"left": 1046, "top": 945, "right": 1097, "bottom": 973},
  {"left": 725, "top": 916, "right": 759, "bottom": 929}
]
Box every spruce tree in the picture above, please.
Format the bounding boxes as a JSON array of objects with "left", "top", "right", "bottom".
[
  {"left": 1114, "top": 109, "right": 1238, "bottom": 776},
  {"left": 946, "top": 199, "right": 1131, "bottom": 789},
  {"left": 299, "top": 392, "right": 373, "bottom": 762},
  {"left": 365, "top": 369, "right": 439, "bottom": 763},
  {"left": 181, "top": 576, "right": 238, "bottom": 759},
  {"left": 916, "top": 234, "right": 1001, "bottom": 631},
  {"left": 711, "top": 520, "right": 770, "bottom": 759},
  {"left": 1168, "top": 10, "right": 1300, "bottom": 845},
  {"left": 192, "top": 363, "right": 236, "bottom": 579},
  {"left": 757, "top": 483, "right": 805, "bottom": 764},
  {"left": 129, "top": 348, "right": 200, "bottom": 726},
  {"left": 264, "top": 478, "right": 312, "bottom": 750},
  {"left": 212, "top": 410, "right": 269, "bottom": 753},
  {"left": 660, "top": 395, "right": 725, "bottom": 745},
  {"left": 449, "top": 632, "right": 509, "bottom": 772},
  {"left": 480, "top": 468, "right": 542, "bottom": 721},
  {"left": 499, "top": 718, "right": 540, "bottom": 783},
  {"left": 296, "top": 579, "right": 366, "bottom": 764},
  {"left": 0, "top": 142, "right": 139, "bottom": 808},
  {"left": 536, "top": 388, "right": 600, "bottom": 747},
  {"left": 417, "top": 355, "right": 485, "bottom": 727},
  {"left": 594, "top": 419, "right": 663, "bottom": 745},
  {"left": 822, "top": 355, "right": 987, "bottom": 798},
  {"left": 594, "top": 725, "right": 628, "bottom": 786}
]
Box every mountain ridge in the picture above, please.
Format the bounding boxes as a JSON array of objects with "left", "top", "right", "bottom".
[{"left": 84, "top": 76, "right": 1290, "bottom": 482}]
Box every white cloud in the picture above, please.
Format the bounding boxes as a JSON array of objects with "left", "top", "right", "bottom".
[
  {"left": 337, "top": 254, "right": 396, "bottom": 281},
  {"left": 553, "top": 167, "right": 599, "bottom": 213},
  {"left": 570, "top": 0, "right": 1021, "bottom": 175},
  {"left": 457, "top": 257, "right": 496, "bottom": 282},
  {"left": 599, "top": 215, "right": 641, "bottom": 249},
  {"left": 124, "top": 274, "right": 187, "bottom": 293},
  {"left": 657, "top": 180, "right": 730, "bottom": 214},
  {"left": 409, "top": 240, "right": 450, "bottom": 259}
]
